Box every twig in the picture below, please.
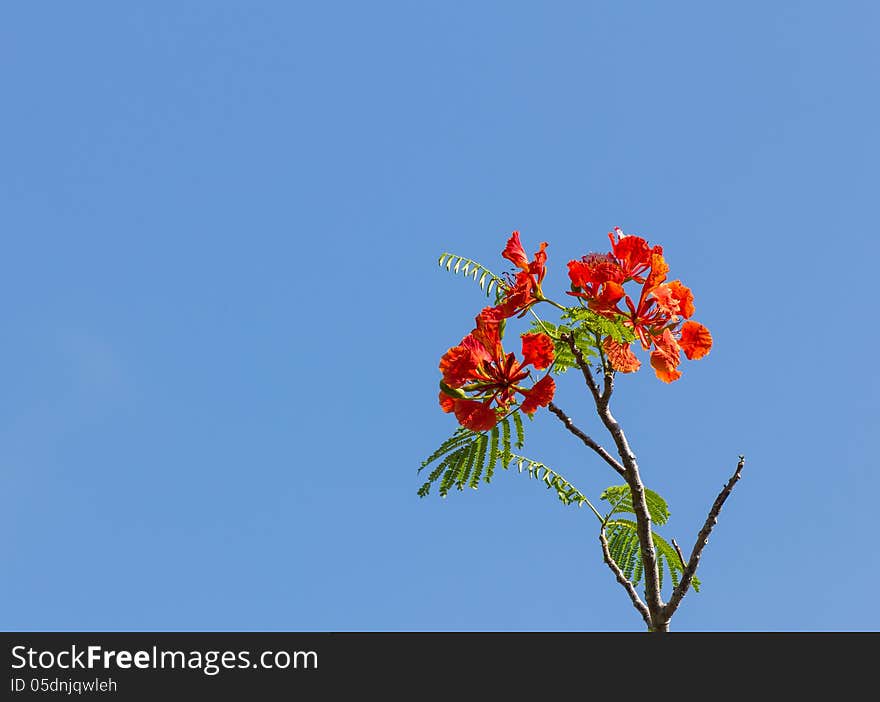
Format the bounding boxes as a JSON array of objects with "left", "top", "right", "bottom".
[
  {"left": 664, "top": 456, "right": 746, "bottom": 619},
  {"left": 546, "top": 402, "right": 626, "bottom": 477},
  {"left": 671, "top": 538, "right": 687, "bottom": 571},
  {"left": 600, "top": 528, "right": 652, "bottom": 630}
]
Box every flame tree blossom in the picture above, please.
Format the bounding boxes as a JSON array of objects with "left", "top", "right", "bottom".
[
  {"left": 438, "top": 307, "right": 556, "bottom": 430},
  {"left": 568, "top": 228, "right": 712, "bottom": 383},
  {"left": 424, "top": 225, "right": 740, "bottom": 635},
  {"left": 496, "top": 231, "right": 549, "bottom": 318}
]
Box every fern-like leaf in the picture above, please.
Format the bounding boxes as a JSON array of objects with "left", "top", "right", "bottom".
[
  {"left": 512, "top": 412, "right": 525, "bottom": 449},
  {"left": 438, "top": 253, "right": 508, "bottom": 299},
  {"left": 418, "top": 414, "right": 526, "bottom": 498},
  {"left": 508, "top": 452, "right": 595, "bottom": 509},
  {"left": 562, "top": 307, "right": 637, "bottom": 344},
  {"left": 603, "top": 517, "right": 701, "bottom": 594},
  {"left": 600, "top": 484, "right": 671, "bottom": 525},
  {"left": 600, "top": 485, "right": 700, "bottom": 593}
]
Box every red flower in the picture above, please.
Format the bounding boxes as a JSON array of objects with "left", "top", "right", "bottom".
[
  {"left": 438, "top": 392, "right": 456, "bottom": 413},
  {"left": 438, "top": 307, "right": 556, "bottom": 429},
  {"left": 521, "top": 332, "right": 555, "bottom": 370},
  {"left": 678, "top": 321, "right": 712, "bottom": 360},
  {"left": 501, "top": 231, "right": 531, "bottom": 271},
  {"left": 569, "top": 231, "right": 712, "bottom": 382},
  {"left": 607, "top": 227, "right": 659, "bottom": 283},
  {"left": 648, "top": 328, "right": 683, "bottom": 384},
  {"left": 520, "top": 375, "right": 556, "bottom": 415},
  {"left": 603, "top": 337, "right": 641, "bottom": 373},
  {"left": 452, "top": 400, "right": 499, "bottom": 432},
  {"left": 567, "top": 253, "right": 624, "bottom": 302},
  {"left": 502, "top": 231, "right": 548, "bottom": 287},
  {"left": 439, "top": 345, "right": 478, "bottom": 388},
  {"left": 497, "top": 231, "right": 549, "bottom": 318}
]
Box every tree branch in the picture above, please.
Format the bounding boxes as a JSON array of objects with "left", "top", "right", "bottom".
[
  {"left": 664, "top": 456, "right": 746, "bottom": 619},
  {"left": 546, "top": 402, "right": 626, "bottom": 477},
  {"left": 561, "top": 331, "right": 665, "bottom": 627},
  {"left": 600, "top": 527, "right": 652, "bottom": 630},
  {"left": 559, "top": 333, "right": 601, "bottom": 404}
]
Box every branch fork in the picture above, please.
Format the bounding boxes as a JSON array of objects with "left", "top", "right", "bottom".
[{"left": 548, "top": 332, "right": 745, "bottom": 631}]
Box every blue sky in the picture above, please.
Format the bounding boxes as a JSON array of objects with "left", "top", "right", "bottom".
[{"left": 2, "top": 2, "right": 877, "bottom": 631}]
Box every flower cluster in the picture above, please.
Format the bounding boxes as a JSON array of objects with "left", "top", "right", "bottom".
[
  {"left": 567, "top": 227, "right": 712, "bottom": 383},
  {"left": 438, "top": 233, "right": 556, "bottom": 431}
]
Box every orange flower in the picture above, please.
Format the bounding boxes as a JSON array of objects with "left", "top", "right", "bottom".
[
  {"left": 497, "top": 232, "right": 549, "bottom": 317},
  {"left": 439, "top": 345, "right": 478, "bottom": 388},
  {"left": 452, "top": 399, "right": 499, "bottom": 432},
  {"left": 603, "top": 337, "right": 641, "bottom": 373},
  {"left": 607, "top": 227, "right": 659, "bottom": 283},
  {"left": 649, "top": 329, "right": 683, "bottom": 384},
  {"left": 437, "top": 307, "right": 556, "bottom": 428},
  {"left": 678, "top": 321, "right": 712, "bottom": 360},
  {"left": 520, "top": 375, "right": 556, "bottom": 415},
  {"left": 521, "top": 332, "right": 555, "bottom": 370},
  {"left": 569, "top": 230, "right": 712, "bottom": 382},
  {"left": 438, "top": 392, "right": 456, "bottom": 413}
]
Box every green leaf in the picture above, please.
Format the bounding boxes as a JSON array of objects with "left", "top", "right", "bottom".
[
  {"left": 603, "top": 517, "right": 701, "bottom": 595},
  {"left": 500, "top": 417, "right": 512, "bottom": 469},
  {"left": 485, "top": 425, "right": 499, "bottom": 484},
  {"left": 562, "top": 307, "right": 637, "bottom": 344},
  {"left": 438, "top": 251, "right": 507, "bottom": 298},
  {"left": 513, "top": 411, "right": 525, "bottom": 449},
  {"left": 600, "top": 485, "right": 671, "bottom": 525}
]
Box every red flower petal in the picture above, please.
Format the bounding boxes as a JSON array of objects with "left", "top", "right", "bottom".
[
  {"left": 609, "top": 229, "right": 652, "bottom": 280},
  {"left": 439, "top": 345, "right": 477, "bottom": 387},
  {"left": 439, "top": 392, "right": 456, "bottom": 413},
  {"left": 667, "top": 280, "right": 695, "bottom": 319},
  {"left": 529, "top": 241, "right": 549, "bottom": 286},
  {"left": 453, "top": 399, "right": 498, "bottom": 431},
  {"left": 644, "top": 252, "right": 669, "bottom": 293},
  {"left": 567, "top": 254, "right": 624, "bottom": 288},
  {"left": 603, "top": 337, "right": 641, "bottom": 373},
  {"left": 496, "top": 271, "right": 535, "bottom": 318},
  {"left": 650, "top": 350, "right": 682, "bottom": 383},
  {"left": 519, "top": 375, "right": 556, "bottom": 415},
  {"left": 678, "top": 321, "right": 712, "bottom": 360},
  {"left": 520, "top": 333, "right": 555, "bottom": 370},
  {"left": 470, "top": 307, "right": 505, "bottom": 358},
  {"left": 501, "top": 231, "right": 530, "bottom": 271},
  {"left": 588, "top": 281, "right": 626, "bottom": 316},
  {"left": 650, "top": 284, "right": 678, "bottom": 317},
  {"left": 649, "top": 329, "right": 682, "bottom": 383}
]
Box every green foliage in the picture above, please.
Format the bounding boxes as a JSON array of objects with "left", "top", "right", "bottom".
[
  {"left": 509, "top": 453, "right": 594, "bottom": 508},
  {"left": 562, "top": 307, "right": 636, "bottom": 345},
  {"left": 600, "top": 485, "right": 671, "bottom": 526},
  {"left": 418, "top": 417, "right": 598, "bottom": 510},
  {"left": 418, "top": 415, "right": 524, "bottom": 498},
  {"left": 438, "top": 253, "right": 507, "bottom": 299},
  {"left": 525, "top": 319, "right": 596, "bottom": 374},
  {"left": 527, "top": 308, "right": 636, "bottom": 375},
  {"left": 600, "top": 486, "right": 700, "bottom": 593}
]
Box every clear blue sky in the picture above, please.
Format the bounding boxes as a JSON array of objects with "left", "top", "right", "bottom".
[{"left": 2, "top": 2, "right": 877, "bottom": 631}]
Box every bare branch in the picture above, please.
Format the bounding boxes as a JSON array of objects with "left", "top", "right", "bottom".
[
  {"left": 664, "top": 456, "right": 746, "bottom": 619},
  {"left": 559, "top": 333, "right": 601, "bottom": 403},
  {"left": 560, "top": 333, "right": 665, "bottom": 625},
  {"left": 671, "top": 538, "right": 687, "bottom": 571},
  {"left": 600, "top": 366, "right": 614, "bottom": 407},
  {"left": 546, "top": 402, "right": 625, "bottom": 477},
  {"left": 600, "top": 528, "right": 652, "bottom": 630}
]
